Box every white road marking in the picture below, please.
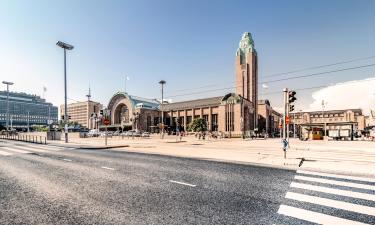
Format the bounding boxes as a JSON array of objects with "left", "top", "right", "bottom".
[
  {"left": 285, "top": 192, "right": 375, "bottom": 216},
  {"left": 101, "top": 166, "right": 115, "bottom": 171},
  {"left": 12, "top": 145, "right": 49, "bottom": 153},
  {"left": 295, "top": 175, "right": 375, "bottom": 191},
  {"left": 0, "top": 150, "right": 13, "bottom": 156},
  {"left": 169, "top": 180, "right": 196, "bottom": 187},
  {"left": 2, "top": 147, "right": 31, "bottom": 154},
  {"left": 297, "top": 170, "right": 375, "bottom": 183},
  {"left": 63, "top": 159, "right": 72, "bottom": 162},
  {"left": 278, "top": 205, "right": 369, "bottom": 225},
  {"left": 291, "top": 182, "right": 375, "bottom": 201}
]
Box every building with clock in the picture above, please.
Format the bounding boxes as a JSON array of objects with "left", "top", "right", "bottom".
[{"left": 106, "top": 32, "right": 263, "bottom": 137}]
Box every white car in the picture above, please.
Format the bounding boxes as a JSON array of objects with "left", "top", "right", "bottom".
[
  {"left": 142, "top": 132, "right": 150, "bottom": 138},
  {"left": 88, "top": 129, "right": 100, "bottom": 137}
]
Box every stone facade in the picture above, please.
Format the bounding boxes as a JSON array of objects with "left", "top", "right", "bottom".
[
  {"left": 258, "top": 100, "right": 282, "bottom": 136},
  {"left": 107, "top": 32, "right": 259, "bottom": 137},
  {"left": 290, "top": 109, "right": 366, "bottom": 132}
]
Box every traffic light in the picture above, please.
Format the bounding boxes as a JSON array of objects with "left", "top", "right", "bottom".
[
  {"left": 61, "top": 115, "right": 65, "bottom": 120},
  {"left": 100, "top": 110, "right": 104, "bottom": 116},
  {"left": 68, "top": 115, "right": 71, "bottom": 120},
  {"left": 289, "top": 104, "right": 295, "bottom": 112},
  {"left": 288, "top": 91, "right": 296, "bottom": 103}
]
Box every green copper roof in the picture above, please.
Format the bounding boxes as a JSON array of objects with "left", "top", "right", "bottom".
[{"left": 236, "top": 32, "right": 256, "bottom": 64}]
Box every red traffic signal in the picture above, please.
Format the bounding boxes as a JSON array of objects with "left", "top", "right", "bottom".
[{"left": 288, "top": 91, "right": 297, "bottom": 103}]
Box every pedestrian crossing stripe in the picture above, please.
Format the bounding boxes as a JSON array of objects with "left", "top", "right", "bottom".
[
  {"left": 0, "top": 149, "right": 13, "bottom": 156},
  {"left": 294, "top": 175, "right": 375, "bottom": 191},
  {"left": 297, "top": 170, "right": 375, "bottom": 183},
  {"left": 278, "top": 205, "right": 369, "bottom": 225},
  {"left": 285, "top": 191, "right": 375, "bottom": 216},
  {"left": 278, "top": 170, "right": 375, "bottom": 225},
  {"left": 2, "top": 147, "right": 31, "bottom": 154},
  {"left": 0, "top": 145, "right": 65, "bottom": 156},
  {"left": 290, "top": 182, "right": 375, "bottom": 201}
]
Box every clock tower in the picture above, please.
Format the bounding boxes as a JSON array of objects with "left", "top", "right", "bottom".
[{"left": 235, "top": 32, "right": 258, "bottom": 129}]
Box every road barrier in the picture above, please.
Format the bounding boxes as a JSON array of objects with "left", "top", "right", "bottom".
[{"left": 0, "top": 133, "right": 47, "bottom": 145}]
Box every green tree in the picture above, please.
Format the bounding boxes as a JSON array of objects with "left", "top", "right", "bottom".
[{"left": 187, "top": 118, "right": 207, "bottom": 132}]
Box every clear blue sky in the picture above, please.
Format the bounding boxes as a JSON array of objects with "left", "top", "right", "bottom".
[{"left": 1, "top": 0, "right": 375, "bottom": 111}]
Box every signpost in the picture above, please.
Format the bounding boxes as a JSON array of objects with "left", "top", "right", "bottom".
[
  {"left": 102, "top": 109, "right": 111, "bottom": 146},
  {"left": 285, "top": 116, "right": 290, "bottom": 125}
]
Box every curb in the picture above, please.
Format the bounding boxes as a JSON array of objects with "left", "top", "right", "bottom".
[{"left": 47, "top": 143, "right": 129, "bottom": 150}]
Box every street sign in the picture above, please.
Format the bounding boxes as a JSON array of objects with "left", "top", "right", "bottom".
[
  {"left": 285, "top": 116, "right": 290, "bottom": 124},
  {"left": 103, "top": 119, "right": 110, "bottom": 126},
  {"left": 47, "top": 119, "right": 53, "bottom": 125}
]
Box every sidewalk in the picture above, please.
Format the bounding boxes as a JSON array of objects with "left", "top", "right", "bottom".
[{"left": 44, "top": 134, "right": 375, "bottom": 177}]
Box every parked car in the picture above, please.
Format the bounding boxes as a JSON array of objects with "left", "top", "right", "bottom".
[
  {"left": 133, "top": 131, "right": 141, "bottom": 137},
  {"left": 88, "top": 129, "right": 100, "bottom": 137},
  {"left": 142, "top": 132, "right": 150, "bottom": 138}
]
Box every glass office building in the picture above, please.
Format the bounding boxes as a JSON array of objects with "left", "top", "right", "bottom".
[{"left": 0, "top": 91, "right": 58, "bottom": 129}]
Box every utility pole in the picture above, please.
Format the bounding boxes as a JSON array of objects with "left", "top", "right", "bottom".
[{"left": 2, "top": 81, "right": 14, "bottom": 131}]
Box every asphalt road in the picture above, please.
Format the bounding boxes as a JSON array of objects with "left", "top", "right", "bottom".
[{"left": 0, "top": 140, "right": 374, "bottom": 225}]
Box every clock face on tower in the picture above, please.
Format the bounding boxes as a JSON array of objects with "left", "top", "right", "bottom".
[{"left": 241, "top": 41, "right": 248, "bottom": 49}]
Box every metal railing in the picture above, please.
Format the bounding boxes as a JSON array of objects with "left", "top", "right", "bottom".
[{"left": 0, "top": 133, "right": 47, "bottom": 144}]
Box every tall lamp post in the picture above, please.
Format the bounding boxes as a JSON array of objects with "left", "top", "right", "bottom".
[
  {"left": 262, "top": 83, "right": 269, "bottom": 137},
  {"left": 2, "top": 81, "right": 14, "bottom": 131},
  {"left": 159, "top": 80, "right": 166, "bottom": 139},
  {"left": 56, "top": 41, "right": 74, "bottom": 143}
]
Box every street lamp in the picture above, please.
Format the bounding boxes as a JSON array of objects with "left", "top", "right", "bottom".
[
  {"left": 2, "top": 81, "right": 14, "bottom": 131},
  {"left": 56, "top": 41, "right": 74, "bottom": 143},
  {"left": 159, "top": 80, "right": 166, "bottom": 139}
]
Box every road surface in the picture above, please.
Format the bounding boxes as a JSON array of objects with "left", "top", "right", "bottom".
[{"left": 0, "top": 140, "right": 374, "bottom": 224}]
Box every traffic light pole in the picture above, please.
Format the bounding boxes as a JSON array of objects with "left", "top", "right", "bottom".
[
  {"left": 283, "top": 88, "right": 288, "bottom": 159},
  {"left": 287, "top": 101, "right": 290, "bottom": 145}
]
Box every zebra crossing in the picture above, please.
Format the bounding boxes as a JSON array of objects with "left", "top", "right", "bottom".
[
  {"left": 276, "top": 170, "right": 375, "bottom": 225},
  {"left": 0, "top": 144, "right": 67, "bottom": 156}
]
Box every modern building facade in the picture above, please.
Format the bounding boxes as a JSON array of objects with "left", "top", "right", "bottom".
[
  {"left": 0, "top": 91, "right": 58, "bottom": 130},
  {"left": 107, "top": 32, "right": 260, "bottom": 137},
  {"left": 60, "top": 101, "right": 103, "bottom": 129}
]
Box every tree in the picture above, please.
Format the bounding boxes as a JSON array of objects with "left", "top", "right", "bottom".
[{"left": 187, "top": 118, "right": 207, "bottom": 132}]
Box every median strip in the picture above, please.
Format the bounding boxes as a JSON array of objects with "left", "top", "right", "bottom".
[{"left": 169, "top": 180, "right": 196, "bottom": 187}]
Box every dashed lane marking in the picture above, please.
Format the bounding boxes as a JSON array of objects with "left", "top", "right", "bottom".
[
  {"left": 169, "top": 180, "right": 196, "bottom": 187},
  {"left": 101, "top": 166, "right": 115, "bottom": 171}
]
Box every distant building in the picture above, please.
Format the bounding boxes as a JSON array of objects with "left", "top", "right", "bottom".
[
  {"left": 290, "top": 109, "right": 366, "bottom": 139},
  {"left": 258, "top": 100, "right": 282, "bottom": 136},
  {"left": 107, "top": 32, "right": 260, "bottom": 137},
  {"left": 0, "top": 91, "right": 58, "bottom": 130},
  {"left": 60, "top": 101, "right": 102, "bottom": 129}
]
